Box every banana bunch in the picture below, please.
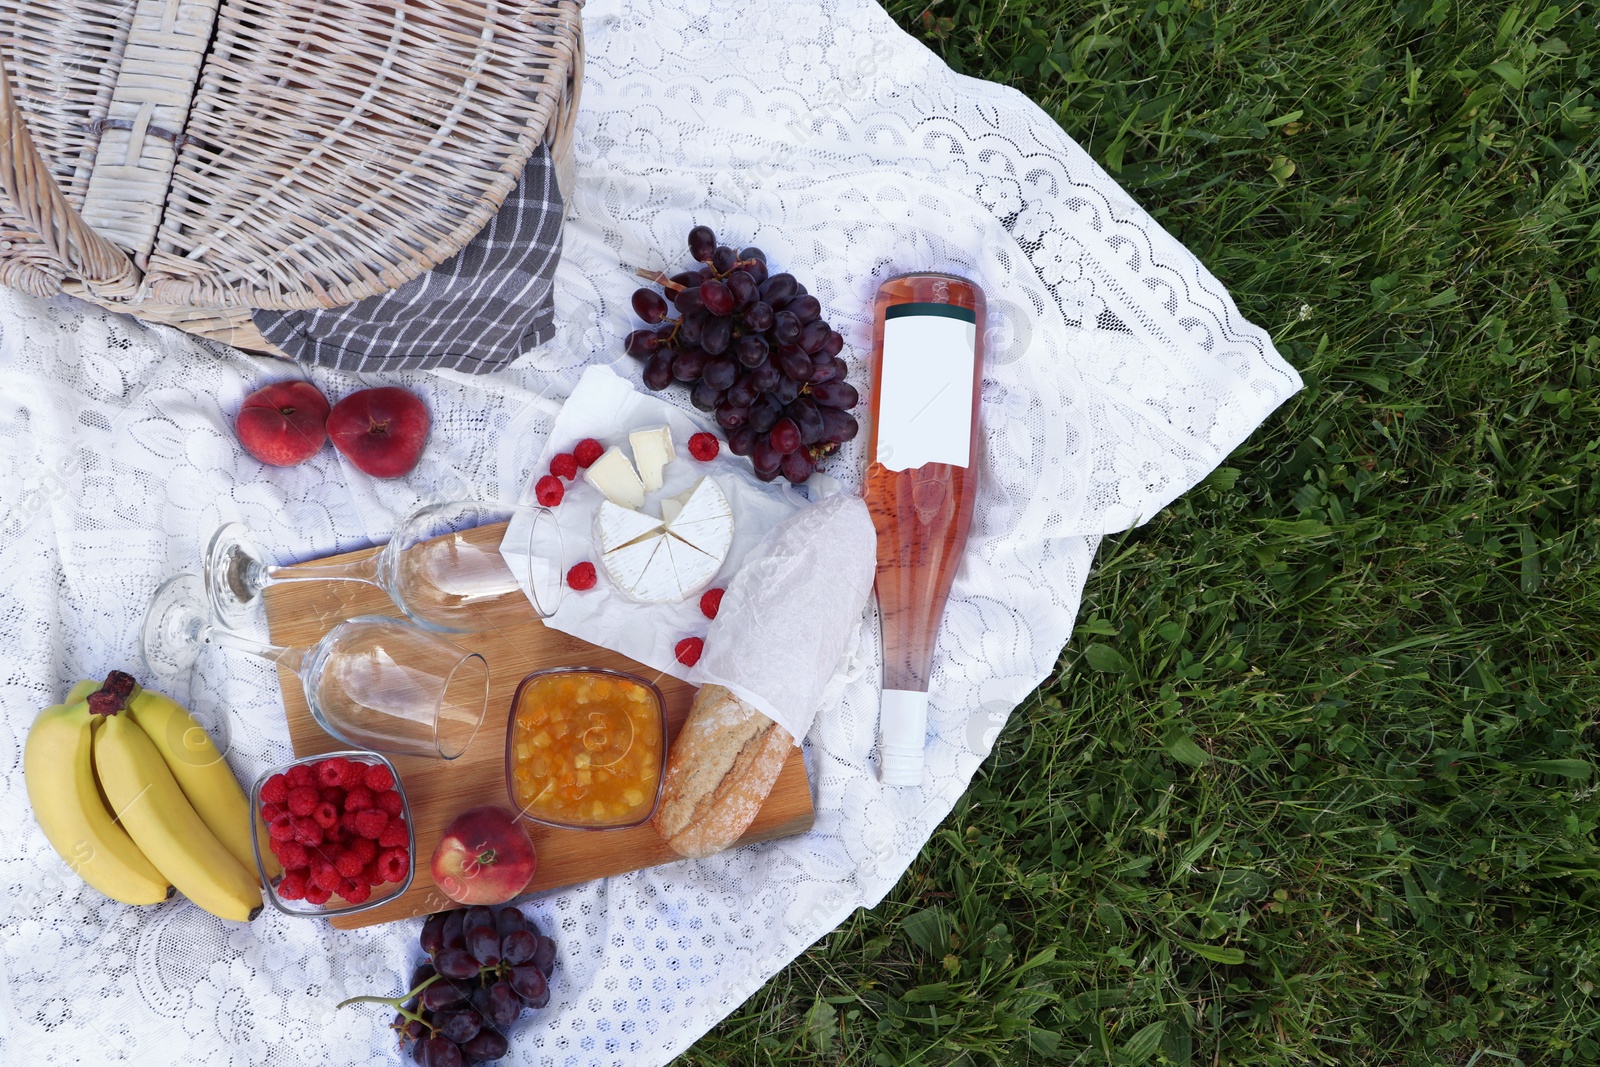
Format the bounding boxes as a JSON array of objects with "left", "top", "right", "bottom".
[{"left": 25, "top": 672, "right": 265, "bottom": 922}]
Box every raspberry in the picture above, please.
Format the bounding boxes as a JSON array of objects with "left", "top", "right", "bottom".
[
  {"left": 340, "top": 760, "right": 367, "bottom": 790},
  {"left": 312, "top": 801, "right": 339, "bottom": 829},
  {"left": 344, "top": 786, "right": 375, "bottom": 812},
  {"left": 334, "top": 850, "right": 366, "bottom": 878},
  {"left": 566, "top": 562, "right": 597, "bottom": 591},
  {"left": 573, "top": 438, "right": 604, "bottom": 467},
  {"left": 341, "top": 880, "right": 372, "bottom": 905},
  {"left": 291, "top": 817, "right": 323, "bottom": 847},
  {"left": 313, "top": 866, "right": 344, "bottom": 893},
  {"left": 277, "top": 872, "right": 308, "bottom": 900},
  {"left": 315, "top": 758, "right": 348, "bottom": 788},
  {"left": 377, "top": 789, "right": 404, "bottom": 816},
  {"left": 277, "top": 841, "right": 309, "bottom": 870},
  {"left": 699, "top": 587, "right": 724, "bottom": 619},
  {"left": 266, "top": 835, "right": 283, "bottom": 857},
  {"left": 341, "top": 810, "right": 363, "bottom": 836},
  {"left": 269, "top": 815, "right": 295, "bottom": 841},
  {"left": 376, "top": 848, "right": 410, "bottom": 883},
  {"left": 304, "top": 884, "right": 332, "bottom": 906},
  {"left": 378, "top": 820, "right": 409, "bottom": 849},
  {"left": 347, "top": 836, "right": 377, "bottom": 866},
  {"left": 355, "top": 810, "right": 389, "bottom": 840},
  {"left": 549, "top": 452, "right": 578, "bottom": 480},
  {"left": 287, "top": 786, "right": 319, "bottom": 817},
  {"left": 261, "top": 802, "right": 287, "bottom": 823},
  {"left": 286, "top": 764, "right": 313, "bottom": 788},
  {"left": 261, "top": 774, "right": 289, "bottom": 804},
  {"left": 688, "top": 432, "right": 720, "bottom": 461},
  {"left": 363, "top": 763, "right": 395, "bottom": 792},
  {"left": 535, "top": 475, "right": 564, "bottom": 507},
  {"left": 363, "top": 861, "right": 386, "bottom": 887},
  {"left": 674, "top": 636, "right": 704, "bottom": 667},
  {"left": 319, "top": 786, "right": 343, "bottom": 805}
]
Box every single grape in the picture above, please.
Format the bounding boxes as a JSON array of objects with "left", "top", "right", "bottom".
[
  {"left": 632, "top": 288, "right": 669, "bottom": 324},
  {"left": 509, "top": 964, "right": 550, "bottom": 1008},
  {"left": 749, "top": 394, "right": 781, "bottom": 434},
  {"left": 793, "top": 280, "right": 808, "bottom": 296},
  {"left": 690, "top": 380, "right": 723, "bottom": 411},
  {"left": 500, "top": 929, "right": 537, "bottom": 966},
  {"left": 810, "top": 380, "right": 858, "bottom": 409},
  {"left": 669, "top": 270, "right": 703, "bottom": 290},
  {"left": 771, "top": 311, "right": 801, "bottom": 345},
  {"left": 420, "top": 913, "right": 448, "bottom": 957},
  {"left": 463, "top": 906, "right": 492, "bottom": 931},
  {"left": 671, "top": 348, "right": 708, "bottom": 382},
  {"left": 799, "top": 319, "right": 831, "bottom": 354},
  {"left": 807, "top": 356, "right": 840, "bottom": 384},
  {"left": 777, "top": 345, "right": 812, "bottom": 382},
  {"left": 738, "top": 246, "right": 767, "bottom": 265},
  {"left": 673, "top": 286, "right": 704, "bottom": 315},
  {"left": 788, "top": 399, "right": 825, "bottom": 445},
  {"left": 712, "top": 246, "right": 737, "bottom": 274},
  {"left": 788, "top": 294, "right": 822, "bottom": 324},
  {"left": 486, "top": 980, "right": 522, "bottom": 1027},
  {"left": 532, "top": 934, "right": 557, "bottom": 976},
  {"left": 750, "top": 363, "right": 781, "bottom": 393},
  {"left": 715, "top": 403, "right": 749, "bottom": 431},
  {"left": 725, "top": 270, "right": 758, "bottom": 310},
  {"left": 410, "top": 962, "right": 437, "bottom": 993},
  {"left": 460, "top": 1030, "right": 510, "bottom": 1061},
  {"left": 702, "top": 356, "right": 738, "bottom": 391},
  {"left": 780, "top": 449, "right": 815, "bottom": 484},
  {"left": 700, "top": 279, "right": 734, "bottom": 317},
  {"left": 819, "top": 407, "right": 860, "bottom": 443},
  {"left": 466, "top": 925, "right": 500, "bottom": 968},
  {"left": 728, "top": 426, "right": 756, "bottom": 456},
  {"left": 773, "top": 375, "right": 802, "bottom": 405},
  {"left": 831, "top": 356, "right": 849, "bottom": 381},
  {"left": 744, "top": 257, "right": 769, "bottom": 285},
  {"left": 759, "top": 273, "right": 797, "bottom": 308},
  {"left": 623, "top": 329, "right": 659, "bottom": 359},
  {"left": 735, "top": 333, "right": 769, "bottom": 368},
  {"left": 688, "top": 225, "right": 717, "bottom": 262},
  {"left": 678, "top": 308, "right": 706, "bottom": 347},
  {"left": 655, "top": 321, "right": 679, "bottom": 344},
  {"left": 643, "top": 350, "right": 675, "bottom": 391},
  {"left": 419, "top": 1035, "right": 463, "bottom": 1067},
  {"left": 821, "top": 330, "right": 845, "bottom": 357},
  {"left": 769, "top": 418, "right": 801, "bottom": 455},
  {"left": 727, "top": 377, "right": 760, "bottom": 408},
  {"left": 751, "top": 438, "right": 782, "bottom": 481},
  {"left": 441, "top": 910, "right": 466, "bottom": 951},
  {"left": 434, "top": 947, "right": 480, "bottom": 980},
  {"left": 421, "top": 979, "right": 468, "bottom": 1011},
  {"left": 700, "top": 315, "right": 732, "bottom": 356},
  {"left": 434, "top": 1009, "right": 481, "bottom": 1045},
  {"left": 742, "top": 301, "right": 775, "bottom": 333}
]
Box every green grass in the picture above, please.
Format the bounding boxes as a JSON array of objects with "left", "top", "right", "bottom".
[{"left": 681, "top": 2, "right": 1600, "bottom": 1063}]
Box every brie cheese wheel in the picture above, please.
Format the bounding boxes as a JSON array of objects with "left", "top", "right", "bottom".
[
  {"left": 595, "top": 500, "right": 663, "bottom": 553},
  {"left": 629, "top": 425, "right": 674, "bottom": 493},
  {"left": 589, "top": 454, "right": 736, "bottom": 603},
  {"left": 585, "top": 446, "right": 646, "bottom": 510},
  {"left": 664, "top": 477, "right": 734, "bottom": 562}
]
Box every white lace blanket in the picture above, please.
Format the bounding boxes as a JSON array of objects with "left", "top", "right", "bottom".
[{"left": 0, "top": 1, "right": 1300, "bottom": 1063}]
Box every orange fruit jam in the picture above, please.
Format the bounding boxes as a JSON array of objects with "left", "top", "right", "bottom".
[{"left": 507, "top": 670, "right": 664, "bottom": 828}]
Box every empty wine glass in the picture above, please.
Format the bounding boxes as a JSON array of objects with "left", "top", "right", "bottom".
[
  {"left": 200, "top": 500, "right": 560, "bottom": 633},
  {"left": 140, "top": 574, "right": 488, "bottom": 760}
]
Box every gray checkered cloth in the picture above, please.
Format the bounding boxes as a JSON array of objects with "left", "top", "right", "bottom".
[{"left": 252, "top": 144, "right": 563, "bottom": 375}]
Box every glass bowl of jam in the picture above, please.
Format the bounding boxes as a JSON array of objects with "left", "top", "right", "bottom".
[{"left": 504, "top": 667, "right": 667, "bottom": 830}]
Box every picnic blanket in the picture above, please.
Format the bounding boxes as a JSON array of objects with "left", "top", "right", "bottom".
[{"left": 0, "top": 1, "right": 1301, "bottom": 1064}]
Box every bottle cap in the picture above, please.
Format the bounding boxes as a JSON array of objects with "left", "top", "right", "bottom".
[{"left": 878, "top": 689, "right": 928, "bottom": 787}]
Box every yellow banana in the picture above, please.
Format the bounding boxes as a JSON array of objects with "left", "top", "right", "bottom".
[
  {"left": 24, "top": 681, "right": 173, "bottom": 906},
  {"left": 123, "top": 684, "right": 277, "bottom": 879},
  {"left": 91, "top": 687, "right": 262, "bottom": 923}
]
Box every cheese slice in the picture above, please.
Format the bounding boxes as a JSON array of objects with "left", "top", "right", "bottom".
[
  {"left": 657, "top": 532, "right": 721, "bottom": 600},
  {"left": 585, "top": 446, "right": 645, "bottom": 510},
  {"left": 599, "top": 534, "right": 662, "bottom": 595},
  {"left": 629, "top": 425, "right": 674, "bottom": 493},
  {"left": 664, "top": 477, "right": 734, "bottom": 562},
  {"left": 595, "top": 499, "right": 663, "bottom": 553}
]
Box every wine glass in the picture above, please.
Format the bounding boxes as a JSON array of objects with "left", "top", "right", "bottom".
[
  {"left": 141, "top": 575, "right": 488, "bottom": 760},
  {"left": 199, "top": 500, "right": 560, "bottom": 634}
]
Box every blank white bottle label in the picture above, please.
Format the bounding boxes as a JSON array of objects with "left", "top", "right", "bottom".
[{"left": 876, "top": 303, "right": 977, "bottom": 472}]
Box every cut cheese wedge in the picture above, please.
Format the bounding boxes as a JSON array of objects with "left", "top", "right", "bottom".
[
  {"left": 657, "top": 533, "right": 721, "bottom": 601},
  {"left": 664, "top": 477, "right": 734, "bottom": 561},
  {"left": 596, "top": 500, "right": 664, "bottom": 553},
  {"left": 599, "top": 534, "right": 663, "bottom": 595},
  {"left": 585, "top": 446, "right": 645, "bottom": 510},
  {"left": 630, "top": 425, "right": 674, "bottom": 493}
]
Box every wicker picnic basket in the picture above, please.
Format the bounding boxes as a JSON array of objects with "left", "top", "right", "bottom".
[{"left": 0, "top": 0, "right": 583, "bottom": 353}]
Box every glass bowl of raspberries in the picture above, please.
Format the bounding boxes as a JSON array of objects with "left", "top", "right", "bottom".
[{"left": 250, "top": 751, "right": 415, "bottom": 917}]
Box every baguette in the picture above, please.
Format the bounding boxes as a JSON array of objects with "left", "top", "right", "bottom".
[{"left": 651, "top": 684, "right": 794, "bottom": 858}]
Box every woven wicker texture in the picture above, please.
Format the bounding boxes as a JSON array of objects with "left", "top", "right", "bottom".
[{"left": 0, "top": 0, "right": 582, "bottom": 342}]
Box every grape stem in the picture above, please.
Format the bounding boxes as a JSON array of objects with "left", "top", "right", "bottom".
[
  {"left": 634, "top": 267, "right": 686, "bottom": 294},
  {"left": 335, "top": 971, "right": 441, "bottom": 1021}
]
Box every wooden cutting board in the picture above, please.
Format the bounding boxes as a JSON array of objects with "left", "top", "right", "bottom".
[{"left": 261, "top": 523, "right": 815, "bottom": 930}]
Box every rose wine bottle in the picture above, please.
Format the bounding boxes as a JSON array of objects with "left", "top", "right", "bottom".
[{"left": 865, "top": 272, "right": 985, "bottom": 787}]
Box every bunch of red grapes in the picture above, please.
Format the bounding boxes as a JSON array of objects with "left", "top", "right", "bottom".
[
  {"left": 391, "top": 905, "right": 556, "bottom": 1065},
  {"left": 625, "top": 225, "right": 860, "bottom": 485}
]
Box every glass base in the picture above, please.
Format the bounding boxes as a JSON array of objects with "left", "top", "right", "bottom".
[
  {"left": 140, "top": 574, "right": 211, "bottom": 679},
  {"left": 204, "top": 522, "right": 268, "bottom": 630}
]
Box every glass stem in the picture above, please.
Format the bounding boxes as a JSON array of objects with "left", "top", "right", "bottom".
[
  {"left": 206, "top": 626, "right": 309, "bottom": 675},
  {"left": 264, "top": 550, "right": 384, "bottom": 590}
]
